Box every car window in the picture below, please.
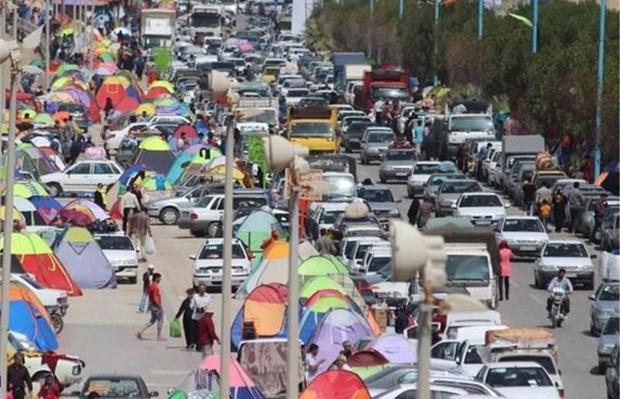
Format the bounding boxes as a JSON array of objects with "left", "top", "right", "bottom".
[
  {"left": 485, "top": 366, "right": 552, "bottom": 387},
  {"left": 459, "top": 195, "right": 502, "bottom": 207},
  {"left": 196, "top": 196, "right": 215, "bottom": 208},
  {"left": 233, "top": 196, "right": 267, "bottom": 209},
  {"left": 199, "top": 243, "right": 246, "bottom": 259},
  {"left": 93, "top": 163, "right": 113, "bottom": 175},
  {"left": 599, "top": 284, "right": 620, "bottom": 301},
  {"left": 464, "top": 345, "right": 483, "bottom": 364},
  {"left": 432, "top": 341, "right": 459, "bottom": 360},
  {"left": 439, "top": 181, "right": 480, "bottom": 194},
  {"left": 543, "top": 243, "right": 588, "bottom": 257},
  {"left": 502, "top": 218, "right": 544, "bottom": 232},
  {"left": 357, "top": 188, "right": 394, "bottom": 203},
  {"left": 318, "top": 210, "right": 344, "bottom": 225},
  {"left": 367, "top": 132, "right": 394, "bottom": 143},
  {"left": 368, "top": 256, "right": 391, "bottom": 272},
  {"left": 84, "top": 378, "right": 142, "bottom": 397},
  {"left": 603, "top": 317, "right": 619, "bottom": 335},
  {"left": 414, "top": 164, "right": 440, "bottom": 174},
  {"left": 67, "top": 163, "right": 91, "bottom": 174},
  {"left": 96, "top": 236, "right": 135, "bottom": 250},
  {"left": 398, "top": 371, "right": 418, "bottom": 384},
  {"left": 385, "top": 150, "right": 416, "bottom": 161},
  {"left": 498, "top": 355, "right": 557, "bottom": 375}
]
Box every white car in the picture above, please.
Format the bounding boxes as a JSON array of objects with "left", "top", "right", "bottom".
[
  {"left": 8, "top": 331, "right": 85, "bottom": 388},
  {"left": 534, "top": 240, "right": 595, "bottom": 289},
  {"left": 309, "top": 202, "right": 349, "bottom": 233},
  {"left": 95, "top": 233, "right": 139, "bottom": 284},
  {"left": 190, "top": 238, "right": 252, "bottom": 289},
  {"left": 495, "top": 216, "right": 549, "bottom": 258},
  {"left": 104, "top": 122, "right": 149, "bottom": 153},
  {"left": 40, "top": 160, "right": 123, "bottom": 197},
  {"left": 406, "top": 161, "right": 457, "bottom": 198},
  {"left": 454, "top": 192, "right": 508, "bottom": 226},
  {"left": 372, "top": 383, "right": 467, "bottom": 398},
  {"left": 10, "top": 273, "right": 69, "bottom": 316},
  {"left": 475, "top": 361, "right": 561, "bottom": 398},
  {"left": 284, "top": 88, "right": 309, "bottom": 107},
  {"left": 148, "top": 115, "right": 191, "bottom": 126}
]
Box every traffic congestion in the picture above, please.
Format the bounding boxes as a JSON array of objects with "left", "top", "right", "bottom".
[{"left": 0, "top": 0, "right": 618, "bottom": 399}]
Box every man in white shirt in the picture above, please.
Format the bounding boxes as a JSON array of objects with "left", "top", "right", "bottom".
[
  {"left": 190, "top": 283, "right": 212, "bottom": 321},
  {"left": 304, "top": 343, "right": 324, "bottom": 382},
  {"left": 121, "top": 187, "right": 140, "bottom": 234}
]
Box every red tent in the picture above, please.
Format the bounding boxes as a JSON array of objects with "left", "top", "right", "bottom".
[
  {"left": 347, "top": 350, "right": 389, "bottom": 367},
  {"left": 300, "top": 370, "right": 371, "bottom": 399},
  {"left": 173, "top": 124, "right": 199, "bottom": 140},
  {"left": 95, "top": 83, "right": 127, "bottom": 108},
  {"left": 144, "top": 86, "right": 171, "bottom": 100},
  {"left": 115, "top": 96, "right": 140, "bottom": 113}
]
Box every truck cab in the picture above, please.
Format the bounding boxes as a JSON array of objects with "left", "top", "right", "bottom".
[{"left": 287, "top": 106, "right": 339, "bottom": 153}]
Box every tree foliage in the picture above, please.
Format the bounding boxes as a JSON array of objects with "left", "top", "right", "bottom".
[{"left": 308, "top": 0, "right": 619, "bottom": 161}]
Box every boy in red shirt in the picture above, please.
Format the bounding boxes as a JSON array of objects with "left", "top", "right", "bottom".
[
  {"left": 136, "top": 273, "right": 164, "bottom": 340},
  {"left": 197, "top": 311, "right": 219, "bottom": 358}
]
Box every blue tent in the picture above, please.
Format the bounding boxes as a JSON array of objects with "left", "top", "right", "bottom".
[{"left": 166, "top": 151, "right": 194, "bottom": 184}]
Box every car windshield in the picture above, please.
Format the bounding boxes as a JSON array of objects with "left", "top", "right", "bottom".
[
  {"left": 372, "top": 87, "right": 408, "bottom": 100},
  {"left": 84, "top": 378, "right": 142, "bottom": 397},
  {"left": 543, "top": 243, "right": 587, "bottom": 257},
  {"left": 450, "top": 116, "right": 494, "bottom": 131},
  {"left": 319, "top": 210, "right": 344, "bottom": 225},
  {"left": 287, "top": 89, "right": 308, "bottom": 97},
  {"left": 357, "top": 188, "right": 394, "bottom": 203},
  {"left": 199, "top": 243, "right": 245, "bottom": 259},
  {"left": 460, "top": 195, "right": 502, "bottom": 207},
  {"left": 238, "top": 109, "right": 276, "bottom": 124},
  {"left": 502, "top": 219, "right": 544, "bottom": 232},
  {"left": 20, "top": 274, "right": 44, "bottom": 289},
  {"left": 485, "top": 366, "right": 552, "bottom": 387},
  {"left": 445, "top": 254, "right": 490, "bottom": 282},
  {"left": 385, "top": 150, "right": 415, "bottom": 161},
  {"left": 367, "top": 132, "right": 394, "bottom": 143},
  {"left": 603, "top": 317, "right": 619, "bottom": 335},
  {"left": 368, "top": 256, "right": 391, "bottom": 272},
  {"left": 439, "top": 181, "right": 480, "bottom": 194},
  {"left": 323, "top": 175, "right": 356, "bottom": 198},
  {"left": 498, "top": 356, "right": 556, "bottom": 375},
  {"left": 356, "top": 243, "right": 386, "bottom": 260},
  {"left": 290, "top": 122, "right": 333, "bottom": 137},
  {"left": 96, "top": 236, "right": 135, "bottom": 250},
  {"left": 599, "top": 284, "right": 620, "bottom": 301},
  {"left": 413, "top": 164, "right": 440, "bottom": 174}
]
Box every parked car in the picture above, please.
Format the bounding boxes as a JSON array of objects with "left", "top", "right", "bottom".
[
  {"left": 453, "top": 193, "right": 508, "bottom": 226},
  {"left": 601, "top": 212, "right": 620, "bottom": 251},
  {"left": 575, "top": 197, "right": 620, "bottom": 239},
  {"left": 589, "top": 281, "right": 620, "bottom": 335},
  {"left": 534, "top": 240, "right": 596, "bottom": 289},
  {"left": 190, "top": 238, "right": 252, "bottom": 290},
  {"left": 598, "top": 316, "right": 620, "bottom": 373},
  {"left": 359, "top": 127, "right": 394, "bottom": 164},
  {"left": 378, "top": 148, "right": 417, "bottom": 183},
  {"left": 607, "top": 345, "right": 620, "bottom": 399},
  {"left": 144, "top": 184, "right": 227, "bottom": 225},
  {"left": 475, "top": 362, "right": 561, "bottom": 399},
  {"left": 495, "top": 216, "right": 549, "bottom": 258},
  {"left": 40, "top": 160, "right": 123, "bottom": 197},
  {"left": 104, "top": 122, "right": 149, "bottom": 153},
  {"left": 371, "top": 383, "right": 467, "bottom": 398},
  {"left": 95, "top": 233, "right": 139, "bottom": 284},
  {"left": 74, "top": 374, "right": 158, "bottom": 398}
]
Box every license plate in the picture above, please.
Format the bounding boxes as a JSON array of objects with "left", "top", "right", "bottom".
[
  {"left": 565, "top": 272, "right": 577, "bottom": 278},
  {"left": 475, "top": 220, "right": 491, "bottom": 225},
  {"left": 396, "top": 172, "right": 408, "bottom": 177},
  {"left": 521, "top": 246, "right": 537, "bottom": 251}
]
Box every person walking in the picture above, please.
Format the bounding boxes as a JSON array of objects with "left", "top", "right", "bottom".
[
  {"left": 538, "top": 199, "right": 552, "bottom": 231},
  {"left": 522, "top": 178, "right": 536, "bottom": 215},
  {"left": 196, "top": 311, "right": 219, "bottom": 358},
  {"left": 136, "top": 272, "right": 164, "bottom": 340},
  {"left": 175, "top": 288, "right": 195, "bottom": 349},
  {"left": 535, "top": 183, "right": 552, "bottom": 209},
  {"left": 567, "top": 182, "right": 586, "bottom": 233},
  {"left": 121, "top": 186, "right": 140, "bottom": 234},
  {"left": 417, "top": 198, "right": 433, "bottom": 228},
  {"left": 190, "top": 283, "right": 212, "bottom": 346},
  {"left": 139, "top": 264, "right": 155, "bottom": 313},
  {"left": 7, "top": 352, "right": 33, "bottom": 399},
  {"left": 552, "top": 188, "right": 567, "bottom": 233},
  {"left": 407, "top": 198, "right": 420, "bottom": 226},
  {"left": 128, "top": 208, "right": 152, "bottom": 262},
  {"left": 592, "top": 193, "right": 608, "bottom": 241},
  {"left": 498, "top": 240, "right": 515, "bottom": 301},
  {"left": 315, "top": 229, "right": 337, "bottom": 255},
  {"left": 37, "top": 373, "right": 61, "bottom": 399},
  {"left": 93, "top": 183, "right": 107, "bottom": 209}
]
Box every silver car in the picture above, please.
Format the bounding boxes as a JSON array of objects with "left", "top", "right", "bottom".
[
  {"left": 378, "top": 148, "right": 417, "bottom": 183},
  {"left": 356, "top": 185, "right": 401, "bottom": 224},
  {"left": 589, "top": 282, "right": 620, "bottom": 335},
  {"left": 360, "top": 127, "right": 394, "bottom": 164},
  {"left": 435, "top": 179, "right": 482, "bottom": 217},
  {"left": 143, "top": 185, "right": 208, "bottom": 225},
  {"left": 598, "top": 315, "right": 619, "bottom": 373},
  {"left": 423, "top": 173, "right": 467, "bottom": 203}
]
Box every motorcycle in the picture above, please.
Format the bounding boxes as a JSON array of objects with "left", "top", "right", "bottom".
[
  {"left": 549, "top": 286, "right": 568, "bottom": 328},
  {"left": 49, "top": 308, "right": 64, "bottom": 334}
]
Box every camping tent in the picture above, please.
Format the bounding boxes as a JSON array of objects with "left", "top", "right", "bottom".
[
  {"left": 1, "top": 232, "right": 82, "bottom": 296},
  {"left": 132, "top": 136, "right": 175, "bottom": 175},
  {"left": 235, "top": 210, "right": 286, "bottom": 254},
  {"left": 347, "top": 349, "right": 390, "bottom": 378},
  {"left": 368, "top": 334, "right": 416, "bottom": 365},
  {"left": 53, "top": 227, "right": 116, "bottom": 289},
  {"left": 300, "top": 277, "right": 347, "bottom": 300},
  {"left": 196, "top": 354, "right": 266, "bottom": 399},
  {"left": 299, "top": 294, "right": 349, "bottom": 344},
  {"left": 309, "top": 308, "right": 375, "bottom": 374},
  {"left": 231, "top": 283, "right": 288, "bottom": 351},
  {"left": 299, "top": 370, "right": 371, "bottom": 399},
  {"left": 1, "top": 285, "right": 58, "bottom": 351},
  {"left": 29, "top": 196, "right": 62, "bottom": 225},
  {"left": 298, "top": 255, "right": 350, "bottom": 281}
]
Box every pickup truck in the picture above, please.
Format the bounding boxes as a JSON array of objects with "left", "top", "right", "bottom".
[{"left": 177, "top": 190, "right": 268, "bottom": 237}]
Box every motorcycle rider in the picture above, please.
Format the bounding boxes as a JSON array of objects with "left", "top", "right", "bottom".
[{"left": 546, "top": 268, "right": 573, "bottom": 317}]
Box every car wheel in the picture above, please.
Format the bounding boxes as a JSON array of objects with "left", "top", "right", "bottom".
[
  {"left": 129, "top": 276, "right": 137, "bottom": 284},
  {"left": 159, "top": 207, "right": 179, "bottom": 225},
  {"left": 191, "top": 229, "right": 205, "bottom": 238},
  {"left": 534, "top": 272, "right": 540, "bottom": 288},
  {"left": 379, "top": 175, "right": 386, "bottom": 183},
  {"left": 208, "top": 222, "right": 222, "bottom": 238},
  {"left": 591, "top": 323, "right": 599, "bottom": 337},
  {"left": 599, "top": 362, "right": 607, "bottom": 374},
  {"left": 47, "top": 183, "right": 62, "bottom": 197},
  {"left": 50, "top": 312, "right": 64, "bottom": 334}
]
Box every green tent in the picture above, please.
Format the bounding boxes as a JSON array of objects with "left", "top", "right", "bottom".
[
  {"left": 298, "top": 255, "right": 349, "bottom": 277},
  {"left": 235, "top": 210, "right": 286, "bottom": 254},
  {"left": 300, "top": 277, "right": 346, "bottom": 299},
  {"left": 310, "top": 296, "right": 348, "bottom": 313}
]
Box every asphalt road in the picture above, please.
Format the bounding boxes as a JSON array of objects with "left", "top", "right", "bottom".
[{"left": 55, "top": 153, "right": 606, "bottom": 398}]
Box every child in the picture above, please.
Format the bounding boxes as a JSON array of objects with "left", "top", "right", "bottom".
[{"left": 539, "top": 199, "right": 552, "bottom": 230}]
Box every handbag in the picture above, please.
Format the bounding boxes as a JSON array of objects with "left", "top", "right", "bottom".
[
  {"left": 169, "top": 319, "right": 182, "bottom": 338},
  {"left": 145, "top": 236, "right": 156, "bottom": 255}
]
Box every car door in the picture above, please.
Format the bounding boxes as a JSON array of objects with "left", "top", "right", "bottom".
[
  {"left": 431, "top": 340, "right": 460, "bottom": 361},
  {"left": 63, "top": 162, "right": 92, "bottom": 191},
  {"left": 92, "top": 163, "right": 118, "bottom": 188}
]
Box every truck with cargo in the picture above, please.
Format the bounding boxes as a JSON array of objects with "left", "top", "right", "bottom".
[
  {"left": 141, "top": 9, "right": 176, "bottom": 50},
  {"left": 190, "top": 4, "right": 223, "bottom": 42},
  {"left": 499, "top": 134, "right": 545, "bottom": 190},
  {"left": 331, "top": 52, "right": 367, "bottom": 89},
  {"left": 445, "top": 98, "right": 495, "bottom": 154},
  {"left": 287, "top": 106, "right": 339, "bottom": 153},
  {"left": 353, "top": 65, "right": 410, "bottom": 113},
  {"left": 236, "top": 97, "right": 279, "bottom": 135}
]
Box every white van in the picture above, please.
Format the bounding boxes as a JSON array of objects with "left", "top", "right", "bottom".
[{"left": 444, "top": 244, "right": 498, "bottom": 308}]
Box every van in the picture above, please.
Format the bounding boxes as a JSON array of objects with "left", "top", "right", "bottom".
[{"left": 444, "top": 244, "right": 498, "bottom": 308}]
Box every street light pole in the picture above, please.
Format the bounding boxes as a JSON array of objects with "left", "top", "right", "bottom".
[
  {"left": 399, "top": 0, "right": 403, "bottom": 20},
  {"left": 0, "top": 64, "right": 20, "bottom": 399},
  {"left": 45, "top": 0, "right": 50, "bottom": 89},
  {"left": 531, "top": 0, "right": 538, "bottom": 53},
  {"left": 477, "top": 0, "right": 483, "bottom": 40},
  {"left": 286, "top": 186, "right": 300, "bottom": 399},
  {"left": 593, "top": 0, "right": 606, "bottom": 179},
  {"left": 218, "top": 112, "right": 235, "bottom": 399},
  {"left": 433, "top": 0, "right": 439, "bottom": 85}
]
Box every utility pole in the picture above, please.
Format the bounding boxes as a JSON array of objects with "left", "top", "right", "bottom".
[
  {"left": 477, "top": 0, "right": 483, "bottom": 40},
  {"left": 45, "top": 0, "right": 50, "bottom": 89},
  {"left": 399, "top": 0, "right": 403, "bottom": 19},
  {"left": 594, "top": 0, "right": 606, "bottom": 179},
  {"left": 531, "top": 0, "right": 538, "bottom": 53}
]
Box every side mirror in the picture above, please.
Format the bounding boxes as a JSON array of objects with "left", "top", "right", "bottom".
[
  {"left": 504, "top": 203, "right": 511, "bottom": 208},
  {"left": 590, "top": 254, "right": 598, "bottom": 259},
  {"left": 451, "top": 203, "right": 457, "bottom": 209},
  {"left": 189, "top": 255, "right": 196, "bottom": 260},
  {"left": 588, "top": 294, "right": 596, "bottom": 301}
]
